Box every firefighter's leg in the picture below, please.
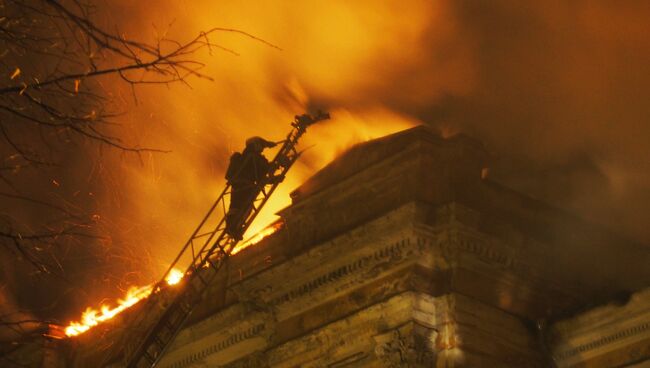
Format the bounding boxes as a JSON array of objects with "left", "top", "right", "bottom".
[
  {"left": 226, "top": 186, "right": 255, "bottom": 240},
  {"left": 226, "top": 186, "right": 245, "bottom": 238}
]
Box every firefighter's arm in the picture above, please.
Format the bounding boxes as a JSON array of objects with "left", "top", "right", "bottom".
[
  {"left": 264, "top": 158, "right": 285, "bottom": 184},
  {"left": 267, "top": 173, "right": 285, "bottom": 184}
]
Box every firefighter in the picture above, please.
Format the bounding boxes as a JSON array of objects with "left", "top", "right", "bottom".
[{"left": 225, "top": 136, "right": 281, "bottom": 240}]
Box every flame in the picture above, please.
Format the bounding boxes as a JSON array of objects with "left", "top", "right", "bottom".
[
  {"left": 165, "top": 268, "right": 184, "bottom": 286},
  {"left": 233, "top": 220, "right": 283, "bottom": 255},
  {"left": 64, "top": 268, "right": 184, "bottom": 337},
  {"left": 71, "top": 1, "right": 426, "bottom": 341},
  {"left": 64, "top": 110, "right": 409, "bottom": 338},
  {"left": 93, "top": 0, "right": 436, "bottom": 273},
  {"left": 64, "top": 218, "right": 280, "bottom": 339}
]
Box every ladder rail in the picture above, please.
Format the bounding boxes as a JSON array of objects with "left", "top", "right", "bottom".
[
  {"left": 153, "top": 112, "right": 308, "bottom": 286},
  {"left": 185, "top": 120, "right": 308, "bottom": 274},
  {"left": 157, "top": 185, "right": 229, "bottom": 288},
  {"left": 178, "top": 111, "right": 321, "bottom": 276},
  {"left": 120, "top": 112, "right": 329, "bottom": 368}
]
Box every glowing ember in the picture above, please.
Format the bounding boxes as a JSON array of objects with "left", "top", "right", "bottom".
[
  {"left": 64, "top": 268, "right": 184, "bottom": 337},
  {"left": 165, "top": 268, "right": 184, "bottom": 285}
]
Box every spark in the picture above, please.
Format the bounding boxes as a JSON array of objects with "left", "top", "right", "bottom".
[{"left": 10, "top": 68, "right": 20, "bottom": 80}]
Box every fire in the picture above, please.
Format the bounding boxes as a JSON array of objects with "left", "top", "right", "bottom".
[
  {"left": 64, "top": 219, "right": 280, "bottom": 339},
  {"left": 64, "top": 109, "right": 412, "bottom": 338},
  {"left": 64, "top": 268, "right": 184, "bottom": 337},
  {"left": 165, "top": 268, "right": 184, "bottom": 285},
  {"left": 233, "top": 220, "right": 283, "bottom": 255}
]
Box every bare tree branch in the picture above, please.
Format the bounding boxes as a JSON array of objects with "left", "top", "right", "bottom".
[{"left": 0, "top": 0, "right": 279, "bottom": 345}]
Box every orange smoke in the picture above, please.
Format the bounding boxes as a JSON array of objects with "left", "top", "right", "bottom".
[{"left": 67, "top": 0, "right": 440, "bottom": 327}]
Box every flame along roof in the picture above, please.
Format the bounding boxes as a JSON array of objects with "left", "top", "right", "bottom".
[{"left": 289, "top": 125, "right": 489, "bottom": 204}]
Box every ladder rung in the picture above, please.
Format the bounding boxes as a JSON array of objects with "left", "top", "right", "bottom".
[
  {"left": 143, "top": 351, "right": 155, "bottom": 364},
  {"left": 192, "top": 230, "right": 215, "bottom": 239},
  {"left": 180, "top": 300, "right": 192, "bottom": 312},
  {"left": 163, "top": 320, "right": 176, "bottom": 332},
  {"left": 195, "top": 273, "right": 208, "bottom": 286},
  {"left": 207, "top": 258, "right": 222, "bottom": 272},
  {"left": 169, "top": 305, "right": 183, "bottom": 318},
  {"left": 153, "top": 336, "right": 166, "bottom": 348}
]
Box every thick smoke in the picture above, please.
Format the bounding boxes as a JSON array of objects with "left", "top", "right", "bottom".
[{"left": 2, "top": 0, "right": 649, "bottom": 327}]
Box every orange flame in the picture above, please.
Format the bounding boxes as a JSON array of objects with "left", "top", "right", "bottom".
[
  {"left": 165, "top": 268, "right": 184, "bottom": 286},
  {"left": 64, "top": 219, "right": 284, "bottom": 338},
  {"left": 233, "top": 220, "right": 283, "bottom": 255},
  {"left": 64, "top": 268, "right": 184, "bottom": 337}
]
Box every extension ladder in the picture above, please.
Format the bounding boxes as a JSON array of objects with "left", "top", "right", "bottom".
[{"left": 120, "top": 112, "right": 329, "bottom": 368}]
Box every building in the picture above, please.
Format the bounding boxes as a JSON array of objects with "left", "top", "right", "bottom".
[{"left": 8, "top": 126, "right": 650, "bottom": 367}]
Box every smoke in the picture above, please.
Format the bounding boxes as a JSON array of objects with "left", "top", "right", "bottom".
[
  {"left": 2, "top": 0, "right": 650, "bottom": 324},
  {"left": 424, "top": 1, "right": 650, "bottom": 242}
]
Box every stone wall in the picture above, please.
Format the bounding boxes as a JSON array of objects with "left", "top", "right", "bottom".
[{"left": 155, "top": 202, "right": 545, "bottom": 368}]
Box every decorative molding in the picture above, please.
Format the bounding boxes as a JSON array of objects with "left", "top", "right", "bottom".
[
  {"left": 448, "top": 231, "right": 515, "bottom": 269},
  {"left": 373, "top": 326, "right": 437, "bottom": 367},
  {"left": 223, "top": 351, "right": 268, "bottom": 368},
  {"left": 166, "top": 323, "right": 265, "bottom": 368},
  {"left": 269, "top": 238, "right": 413, "bottom": 306},
  {"left": 553, "top": 321, "right": 650, "bottom": 361}
]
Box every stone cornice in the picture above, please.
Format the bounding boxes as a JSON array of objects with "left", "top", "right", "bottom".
[
  {"left": 551, "top": 288, "right": 650, "bottom": 365},
  {"left": 552, "top": 321, "right": 650, "bottom": 362},
  {"left": 269, "top": 237, "right": 414, "bottom": 307},
  {"left": 163, "top": 323, "right": 266, "bottom": 368}
]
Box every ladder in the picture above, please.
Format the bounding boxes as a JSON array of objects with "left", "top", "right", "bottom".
[{"left": 121, "top": 112, "right": 329, "bottom": 368}]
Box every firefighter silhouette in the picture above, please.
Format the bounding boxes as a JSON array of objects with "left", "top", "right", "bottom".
[{"left": 225, "top": 136, "right": 281, "bottom": 240}]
